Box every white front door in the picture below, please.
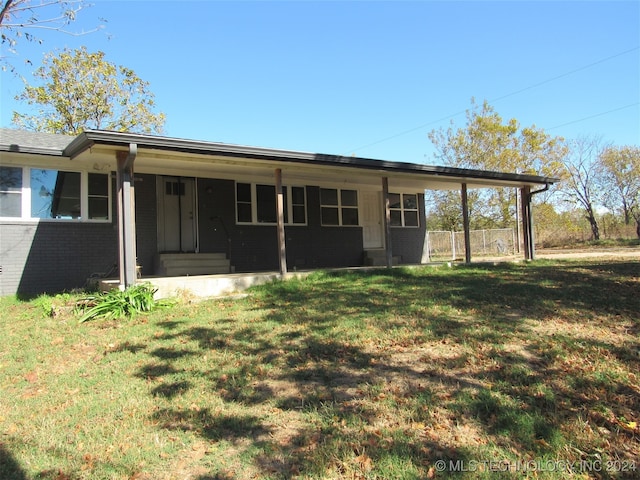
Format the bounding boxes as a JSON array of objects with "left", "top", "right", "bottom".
[
  {"left": 361, "top": 191, "right": 384, "bottom": 249},
  {"left": 157, "top": 176, "right": 197, "bottom": 252}
]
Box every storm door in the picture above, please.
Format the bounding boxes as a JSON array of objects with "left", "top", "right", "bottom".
[
  {"left": 157, "top": 176, "right": 197, "bottom": 252},
  {"left": 362, "top": 190, "right": 384, "bottom": 249}
]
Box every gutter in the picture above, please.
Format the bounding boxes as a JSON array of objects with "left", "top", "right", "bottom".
[
  {"left": 529, "top": 183, "right": 550, "bottom": 197},
  {"left": 64, "top": 129, "right": 560, "bottom": 187}
]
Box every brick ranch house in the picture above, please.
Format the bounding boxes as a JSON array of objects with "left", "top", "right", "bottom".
[{"left": 0, "top": 129, "right": 556, "bottom": 296}]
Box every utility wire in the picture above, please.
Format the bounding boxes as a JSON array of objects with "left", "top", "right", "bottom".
[
  {"left": 547, "top": 102, "right": 640, "bottom": 131},
  {"left": 344, "top": 46, "right": 640, "bottom": 156}
]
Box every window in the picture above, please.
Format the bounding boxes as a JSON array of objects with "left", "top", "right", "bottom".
[
  {"left": 88, "top": 173, "right": 110, "bottom": 220},
  {"left": 236, "top": 182, "right": 252, "bottom": 223},
  {"left": 31, "top": 169, "right": 81, "bottom": 219},
  {"left": 283, "top": 186, "right": 306, "bottom": 224},
  {"left": 0, "top": 166, "right": 23, "bottom": 217},
  {"left": 235, "top": 183, "right": 307, "bottom": 225},
  {"left": 0, "top": 167, "right": 110, "bottom": 221},
  {"left": 389, "top": 193, "right": 419, "bottom": 227},
  {"left": 256, "top": 184, "right": 277, "bottom": 223},
  {"left": 320, "top": 188, "right": 359, "bottom": 226}
]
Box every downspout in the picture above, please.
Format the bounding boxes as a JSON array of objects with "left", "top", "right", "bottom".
[{"left": 525, "top": 183, "right": 550, "bottom": 260}]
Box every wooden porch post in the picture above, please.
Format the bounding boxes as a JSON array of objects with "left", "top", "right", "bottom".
[
  {"left": 116, "top": 144, "right": 138, "bottom": 289},
  {"left": 275, "top": 168, "right": 287, "bottom": 276},
  {"left": 520, "top": 186, "right": 532, "bottom": 260},
  {"left": 382, "top": 177, "right": 393, "bottom": 269},
  {"left": 461, "top": 183, "right": 471, "bottom": 263}
]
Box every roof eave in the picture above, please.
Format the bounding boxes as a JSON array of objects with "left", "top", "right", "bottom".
[{"left": 63, "top": 129, "right": 559, "bottom": 187}]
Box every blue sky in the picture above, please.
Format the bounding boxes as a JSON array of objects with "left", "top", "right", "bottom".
[{"left": 1, "top": 0, "right": 638, "bottom": 165}]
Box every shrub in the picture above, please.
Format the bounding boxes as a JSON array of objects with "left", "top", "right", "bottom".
[{"left": 76, "top": 283, "right": 169, "bottom": 323}]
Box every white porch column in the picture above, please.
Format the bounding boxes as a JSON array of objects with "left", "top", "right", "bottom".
[
  {"left": 382, "top": 177, "right": 393, "bottom": 269},
  {"left": 116, "top": 144, "right": 138, "bottom": 289},
  {"left": 275, "top": 168, "right": 287, "bottom": 276}
]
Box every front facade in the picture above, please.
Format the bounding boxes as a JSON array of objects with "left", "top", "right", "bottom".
[{"left": 0, "top": 129, "right": 556, "bottom": 296}]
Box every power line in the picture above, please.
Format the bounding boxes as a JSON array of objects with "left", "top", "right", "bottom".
[
  {"left": 344, "top": 46, "right": 640, "bottom": 155},
  {"left": 490, "top": 46, "right": 640, "bottom": 103},
  {"left": 547, "top": 103, "right": 640, "bottom": 131}
]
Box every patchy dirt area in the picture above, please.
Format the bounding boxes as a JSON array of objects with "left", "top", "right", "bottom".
[
  {"left": 473, "top": 246, "right": 640, "bottom": 263},
  {"left": 536, "top": 246, "right": 640, "bottom": 260}
]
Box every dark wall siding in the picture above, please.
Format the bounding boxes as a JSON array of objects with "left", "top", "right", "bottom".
[
  {"left": 0, "top": 174, "right": 120, "bottom": 296},
  {"left": 197, "top": 178, "right": 236, "bottom": 256},
  {"left": 134, "top": 174, "right": 158, "bottom": 275},
  {"left": 390, "top": 193, "right": 427, "bottom": 264},
  {"left": 196, "top": 180, "right": 363, "bottom": 272},
  {"left": 1, "top": 175, "right": 427, "bottom": 296},
  {"left": 0, "top": 221, "right": 117, "bottom": 297}
]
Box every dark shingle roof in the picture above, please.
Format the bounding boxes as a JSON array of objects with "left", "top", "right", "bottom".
[{"left": 0, "top": 129, "right": 74, "bottom": 155}]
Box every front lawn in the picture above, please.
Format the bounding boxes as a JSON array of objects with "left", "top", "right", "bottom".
[{"left": 1, "top": 259, "right": 638, "bottom": 479}]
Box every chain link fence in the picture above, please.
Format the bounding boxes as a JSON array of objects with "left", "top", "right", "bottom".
[{"left": 425, "top": 228, "right": 517, "bottom": 262}]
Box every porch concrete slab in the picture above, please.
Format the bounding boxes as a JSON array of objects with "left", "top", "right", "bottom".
[
  {"left": 144, "top": 271, "right": 312, "bottom": 300},
  {"left": 98, "top": 264, "right": 453, "bottom": 301}
]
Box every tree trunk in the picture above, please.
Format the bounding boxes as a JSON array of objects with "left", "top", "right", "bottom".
[
  {"left": 586, "top": 209, "right": 600, "bottom": 241},
  {"left": 636, "top": 219, "right": 640, "bottom": 239}
]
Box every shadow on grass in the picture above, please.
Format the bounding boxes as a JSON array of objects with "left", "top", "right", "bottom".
[
  {"left": 134, "top": 260, "right": 639, "bottom": 478},
  {"left": 0, "top": 444, "right": 27, "bottom": 480}
]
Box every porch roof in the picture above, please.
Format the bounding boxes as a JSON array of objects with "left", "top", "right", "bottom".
[{"left": 6, "top": 128, "right": 559, "bottom": 191}]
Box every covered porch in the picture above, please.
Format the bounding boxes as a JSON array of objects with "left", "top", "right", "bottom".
[{"left": 65, "top": 130, "right": 558, "bottom": 292}]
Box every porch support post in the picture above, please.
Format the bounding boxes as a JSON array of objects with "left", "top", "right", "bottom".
[
  {"left": 116, "top": 144, "right": 138, "bottom": 289},
  {"left": 382, "top": 177, "right": 393, "bottom": 269},
  {"left": 520, "top": 186, "right": 533, "bottom": 260},
  {"left": 275, "top": 168, "right": 287, "bottom": 276},
  {"left": 461, "top": 183, "right": 471, "bottom": 263}
]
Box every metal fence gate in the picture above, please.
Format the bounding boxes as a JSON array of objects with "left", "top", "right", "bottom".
[{"left": 425, "top": 228, "right": 517, "bottom": 262}]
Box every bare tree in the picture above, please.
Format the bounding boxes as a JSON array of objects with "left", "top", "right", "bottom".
[
  {"left": 599, "top": 145, "right": 640, "bottom": 238},
  {"left": 561, "top": 136, "right": 608, "bottom": 241},
  {"left": 1, "top": 0, "right": 102, "bottom": 68}
]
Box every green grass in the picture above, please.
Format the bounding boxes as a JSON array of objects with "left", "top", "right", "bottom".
[{"left": 1, "top": 259, "right": 639, "bottom": 479}]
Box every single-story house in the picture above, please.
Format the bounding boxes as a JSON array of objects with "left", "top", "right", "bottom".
[{"left": 0, "top": 128, "right": 557, "bottom": 296}]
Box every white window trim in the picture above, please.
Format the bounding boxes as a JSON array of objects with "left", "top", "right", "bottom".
[
  {"left": 320, "top": 188, "right": 360, "bottom": 227},
  {"left": 389, "top": 192, "right": 420, "bottom": 228},
  {"left": 235, "top": 182, "right": 308, "bottom": 226},
  {"left": 0, "top": 166, "right": 112, "bottom": 223}
]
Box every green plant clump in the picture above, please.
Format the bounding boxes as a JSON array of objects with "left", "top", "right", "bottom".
[{"left": 77, "top": 283, "right": 168, "bottom": 323}]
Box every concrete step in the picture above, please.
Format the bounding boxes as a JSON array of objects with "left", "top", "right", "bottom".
[
  {"left": 164, "top": 264, "right": 231, "bottom": 276},
  {"left": 161, "top": 257, "right": 230, "bottom": 268},
  {"left": 363, "top": 249, "right": 401, "bottom": 266},
  {"left": 157, "top": 253, "right": 231, "bottom": 276},
  {"left": 159, "top": 253, "right": 227, "bottom": 261}
]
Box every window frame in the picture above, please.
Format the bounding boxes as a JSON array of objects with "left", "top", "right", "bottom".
[
  {"left": 320, "top": 187, "right": 360, "bottom": 227},
  {"left": 389, "top": 192, "right": 420, "bottom": 228},
  {"left": 0, "top": 166, "right": 112, "bottom": 223},
  {"left": 235, "top": 182, "right": 308, "bottom": 226},
  {"left": 0, "top": 166, "right": 24, "bottom": 218}
]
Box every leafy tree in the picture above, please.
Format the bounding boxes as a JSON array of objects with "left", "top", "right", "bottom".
[
  {"left": 0, "top": 0, "right": 101, "bottom": 68},
  {"left": 560, "top": 136, "right": 607, "bottom": 241},
  {"left": 13, "top": 46, "right": 165, "bottom": 134},
  {"left": 598, "top": 145, "right": 640, "bottom": 237},
  {"left": 428, "top": 99, "right": 567, "bottom": 229}
]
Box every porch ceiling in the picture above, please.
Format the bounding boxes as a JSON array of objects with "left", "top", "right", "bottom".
[{"left": 66, "top": 130, "right": 559, "bottom": 192}]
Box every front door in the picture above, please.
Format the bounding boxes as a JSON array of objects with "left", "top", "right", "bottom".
[
  {"left": 157, "top": 176, "right": 197, "bottom": 252},
  {"left": 362, "top": 191, "right": 384, "bottom": 249}
]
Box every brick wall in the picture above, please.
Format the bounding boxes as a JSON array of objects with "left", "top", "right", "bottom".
[
  {"left": 197, "top": 180, "right": 364, "bottom": 272},
  {"left": 390, "top": 193, "right": 427, "bottom": 264},
  {"left": 0, "top": 221, "right": 117, "bottom": 297},
  {"left": 0, "top": 176, "right": 427, "bottom": 296}
]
